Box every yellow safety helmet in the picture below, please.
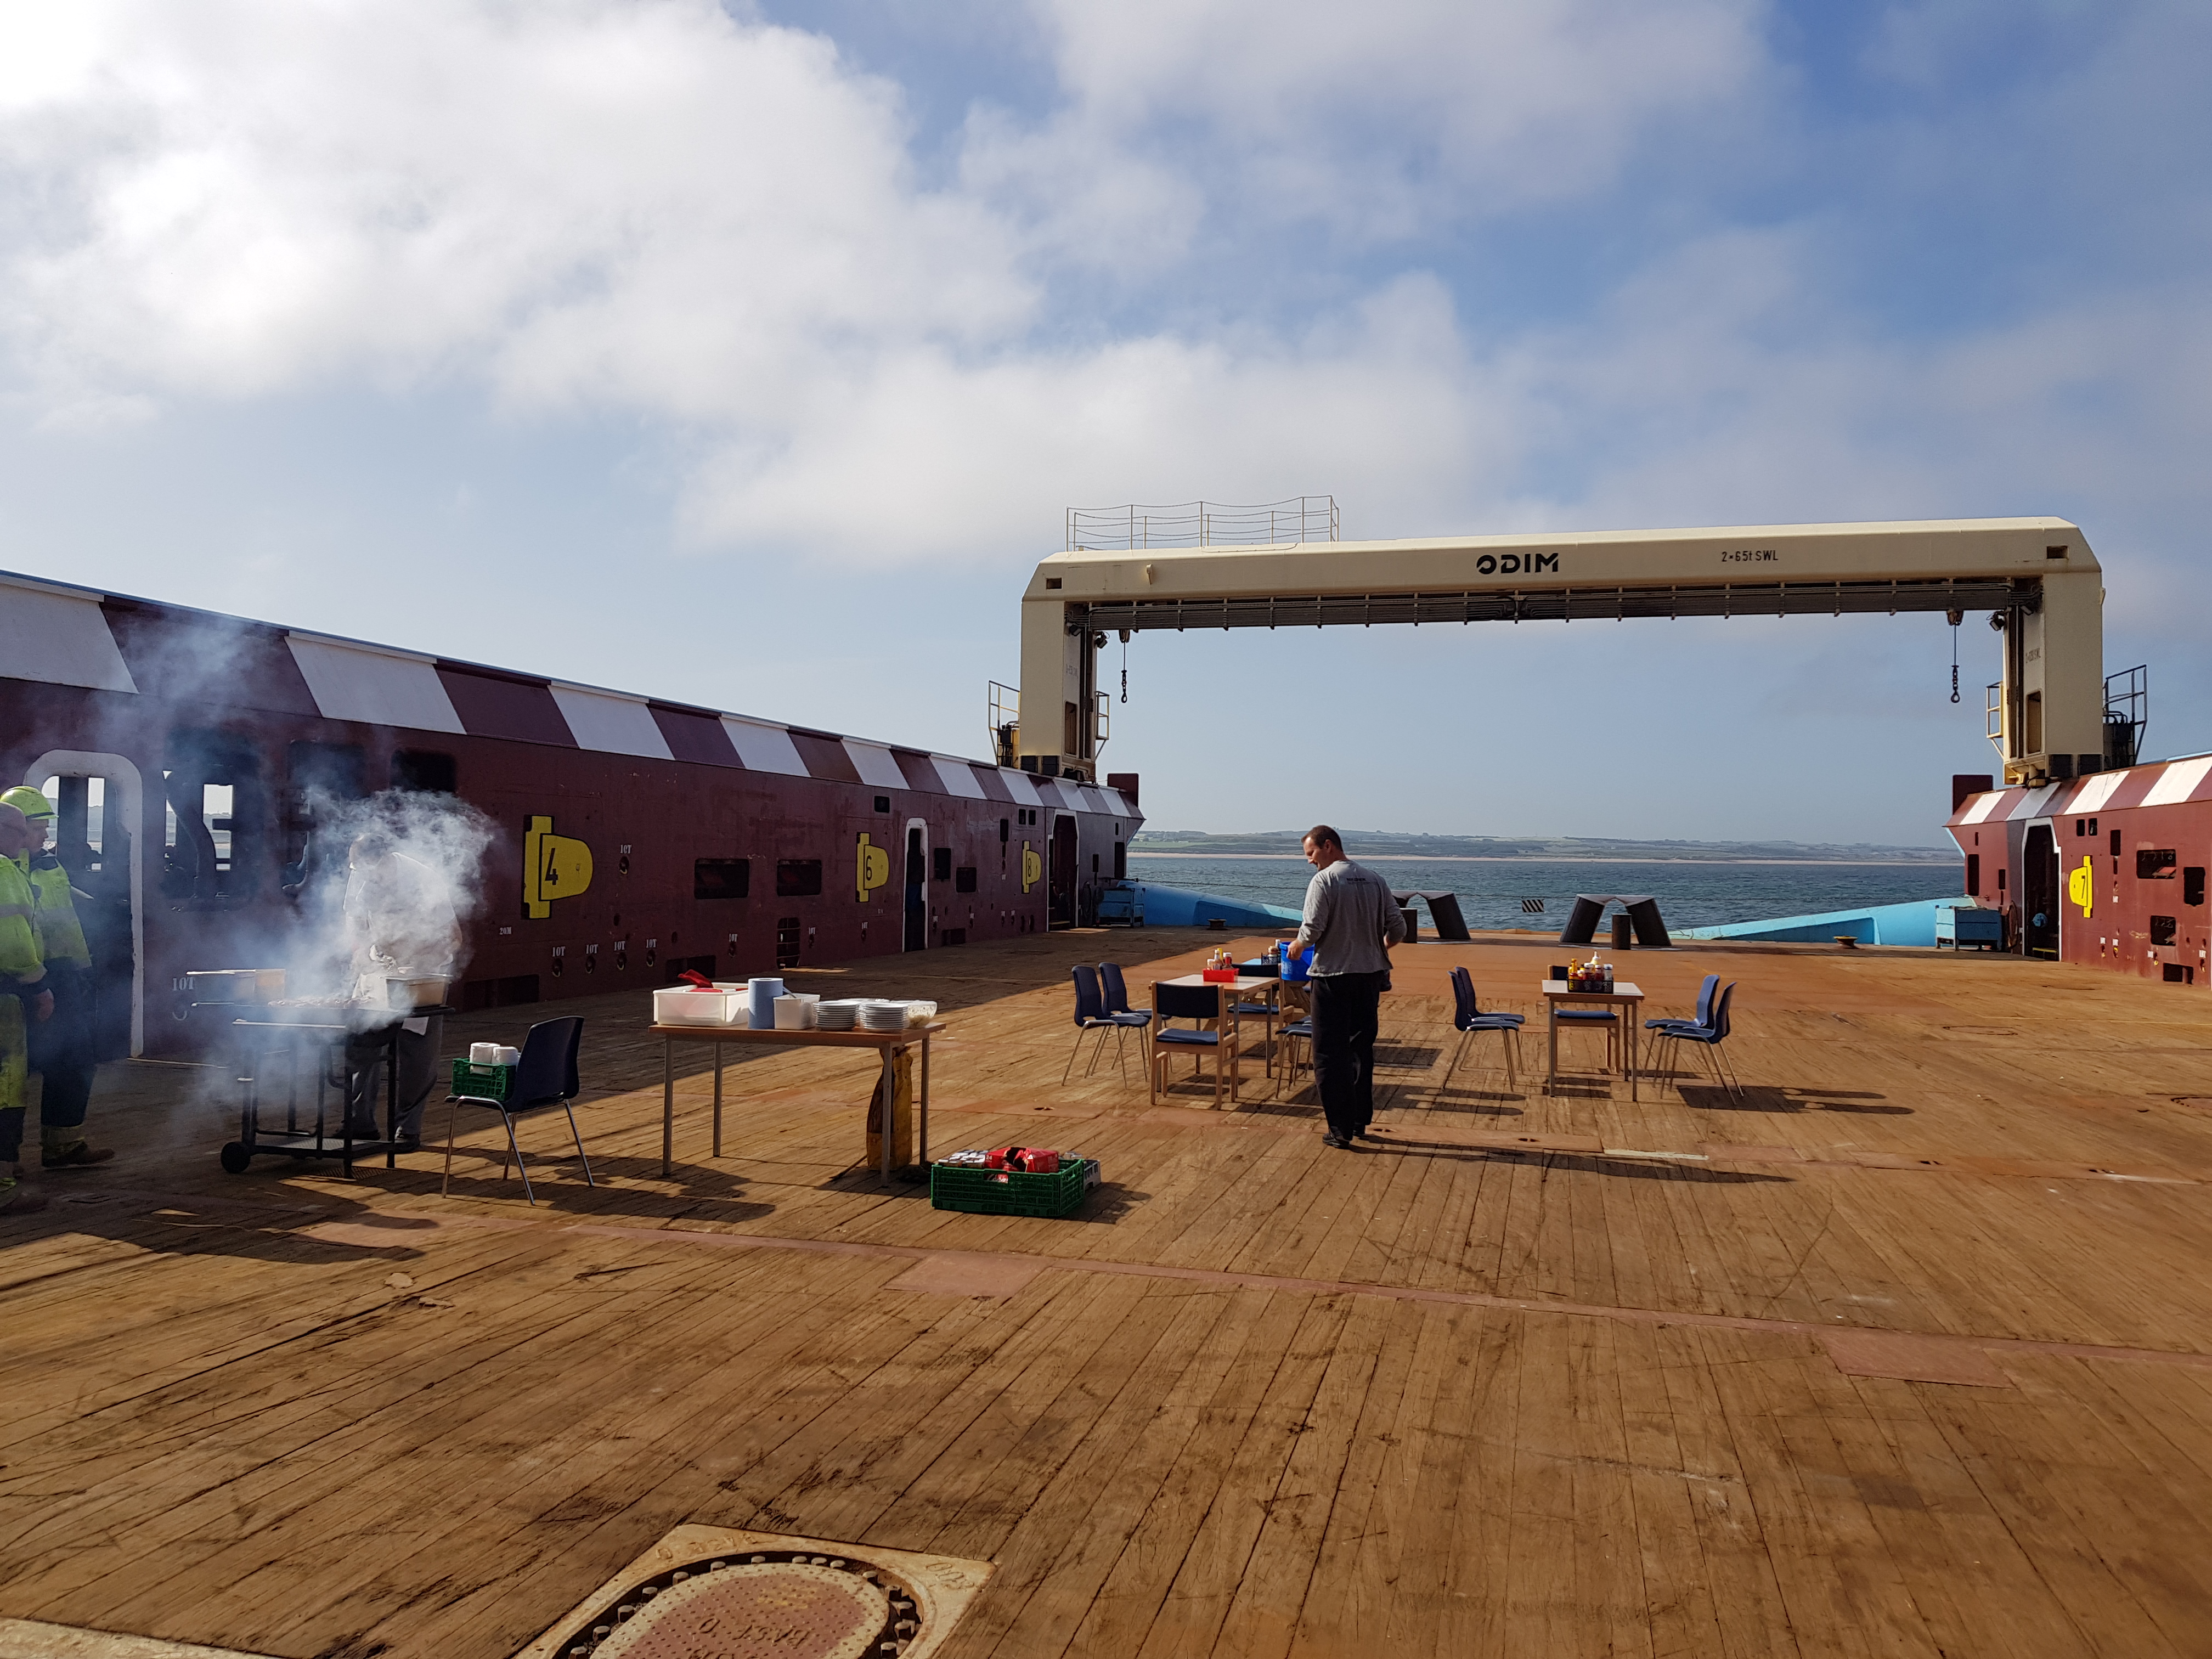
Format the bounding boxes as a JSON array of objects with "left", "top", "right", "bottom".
[{"left": 0, "top": 786, "right": 53, "bottom": 820}]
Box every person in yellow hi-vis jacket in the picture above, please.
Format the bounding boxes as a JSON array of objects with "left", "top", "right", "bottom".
[
  {"left": 2, "top": 786, "right": 110, "bottom": 1171},
  {"left": 0, "top": 801, "right": 54, "bottom": 1215}
]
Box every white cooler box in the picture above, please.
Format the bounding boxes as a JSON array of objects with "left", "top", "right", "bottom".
[{"left": 652, "top": 987, "right": 748, "bottom": 1026}]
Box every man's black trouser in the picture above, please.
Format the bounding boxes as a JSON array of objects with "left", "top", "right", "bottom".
[
  {"left": 27, "top": 964, "right": 94, "bottom": 1135},
  {"left": 345, "top": 1015, "right": 443, "bottom": 1141},
  {"left": 1309, "top": 970, "right": 1386, "bottom": 1138}
]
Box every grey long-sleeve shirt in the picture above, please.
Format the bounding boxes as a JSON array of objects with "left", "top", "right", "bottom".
[{"left": 1295, "top": 857, "right": 1407, "bottom": 976}]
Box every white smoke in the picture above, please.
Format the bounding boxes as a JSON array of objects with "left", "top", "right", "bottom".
[{"left": 283, "top": 788, "right": 495, "bottom": 1029}]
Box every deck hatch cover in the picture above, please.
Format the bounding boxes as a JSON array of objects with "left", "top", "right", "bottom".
[{"left": 515, "top": 1525, "right": 990, "bottom": 1659}]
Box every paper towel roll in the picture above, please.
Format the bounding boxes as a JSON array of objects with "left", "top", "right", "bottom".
[
  {"left": 470, "top": 1042, "right": 501, "bottom": 1064},
  {"left": 747, "top": 977, "right": 786, "bottom": 1028}
]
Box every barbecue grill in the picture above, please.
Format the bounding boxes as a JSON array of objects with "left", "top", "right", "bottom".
[{"left": 187, "top": 967, "right": 450, "bottom": 1176}]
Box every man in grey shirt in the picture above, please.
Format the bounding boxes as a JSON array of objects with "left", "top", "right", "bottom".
[{"left": 1294, "top": 825, "right": 1407, "bottom": 1148}]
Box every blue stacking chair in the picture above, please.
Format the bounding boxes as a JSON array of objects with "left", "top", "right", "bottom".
[
  {"left": 1149, "top": 980, "right": 1232, "bottom": 1107},
  {"left": 1277, "top": 1015, "right": 1316, "bottom": 1093},
  {"left": 1092, "top": 961, "right": 1153, "bottom": 1080},
  {"left": 1441, "top": 966, "right": 1525, "bottom": 1092},
  {"left": 1097, "top": 963, "right": 1153, "bottom": 1030},
  {"left": 1645, "top": 975, "right": 1721, "bottom": 1041},
  {"left": 441, "top": 1016, "right": 592, "bottom": 1206},
  {"left": 1646, "top": 981, "right": 1740, "bottom": 1100},
  {"left": 1064, "top": 965, "right": 1127, "bottom": 1084}
]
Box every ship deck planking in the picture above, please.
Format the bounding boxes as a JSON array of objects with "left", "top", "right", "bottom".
[{"left": 3, "top": 928, "right": 2211, "bottom": 1656}]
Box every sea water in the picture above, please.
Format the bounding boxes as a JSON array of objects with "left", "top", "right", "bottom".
[{"left": 1126, "top": 854, "right": 1962, "bottom": 933}]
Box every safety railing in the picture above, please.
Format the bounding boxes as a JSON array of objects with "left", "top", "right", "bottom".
[
  {"left": 2104, "top": 664, "right": 2147, "bottom": 770},
  {"left": 987, "top": 681, "right": 1019, "bottom": 768},
  {"left": 1066, "top": 496, "right": 1338, "bottom": 551}
]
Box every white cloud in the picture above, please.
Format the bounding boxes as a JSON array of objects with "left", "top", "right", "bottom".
[
  {"left": 0, "top": 0, "right": 2205, "bottom": 628},
  {"left": 0, "top": 0, "right": 1772, "bottom": 565},
  {"left": 1024, "top": 0, "right": 1770, "bottom": 233},
  {"left": 0, "top": 0, "right": 1031, "bottom": 410},
  {"left": 677, "top": 273, "right": 1525, "bottom": 553}
]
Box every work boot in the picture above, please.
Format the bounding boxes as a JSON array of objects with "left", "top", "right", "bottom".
[
  {"left": 0, "top": 1173, "right": 47, "bottom": 1216},
  {"left": 42, "top": 1139, "right": 115, "bottom": 1170}
]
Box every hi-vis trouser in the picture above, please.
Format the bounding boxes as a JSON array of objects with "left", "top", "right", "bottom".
[
  {"left": 0, "top": 995, "right": 22, "bottom": 1113},
  {"left": 0, "top": 995, "right": 26, "bottom": 1165}
]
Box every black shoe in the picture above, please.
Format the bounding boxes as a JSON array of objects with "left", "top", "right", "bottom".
[
  {"left": 42, "top": 1142, "right": 115, "bottom": 1170},
  {"left": 340, "top": 1122, "right": 384, "bottom": 1142},
  {"left": 1322, "top": 1132, "right": 1355, "bottom": 1150},
  {"left": 391, "top": 1135, "right": 421, "bottom": 1154}
]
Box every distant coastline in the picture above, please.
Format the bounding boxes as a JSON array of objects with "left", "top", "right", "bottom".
[
  {"left": 1128, "top": 828, "right": 1957, "bottom": 866},
  {"left": 1130, "top": 853, "right": 1950, "bottom": 866}
]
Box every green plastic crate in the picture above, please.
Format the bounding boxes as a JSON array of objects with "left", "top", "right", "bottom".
[
  {"left": 930, "top": 1157, "right": 1098, "bottom": 1217},
  {"left": 450, "top": 1058, "right": 512, "bottom": 1101}
]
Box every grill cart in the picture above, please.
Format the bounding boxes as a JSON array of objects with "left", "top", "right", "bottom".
[{"left": 217, "top": 1003, "right": 450, "bottom": 1177}]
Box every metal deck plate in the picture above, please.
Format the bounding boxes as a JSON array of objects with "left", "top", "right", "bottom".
[{"left": 515, "top": 1526, "right": 991, "bottom": 1659}]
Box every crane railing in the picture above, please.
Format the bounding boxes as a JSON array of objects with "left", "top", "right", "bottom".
[{"left": 1066, "top": 496, "right": 1337, "bottom": 551}]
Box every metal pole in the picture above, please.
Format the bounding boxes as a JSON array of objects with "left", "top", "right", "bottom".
[
  {"left": 662, "top": 1037, "right": 673, "bottom": 1177},
  {"left": 712, "top": 1040, "right": 723, "bottom": 1157}
]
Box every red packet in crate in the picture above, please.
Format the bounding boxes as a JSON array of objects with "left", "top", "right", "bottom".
[
  {"left": 986, "top": 1146, "right": 1020, "bottom": 1170},
  {"left": 1018, "top": 1149, "right": 1059, "bottom": 1173}
]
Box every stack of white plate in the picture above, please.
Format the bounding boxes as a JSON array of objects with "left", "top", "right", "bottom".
[
  {"left": 859, "top": 1000, "right": 910, "bottom": 1031},
  {"left": 817, "top": 998, "right": 865, "bottom": 1031}
]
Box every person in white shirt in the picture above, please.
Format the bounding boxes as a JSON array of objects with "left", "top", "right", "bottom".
[{"left": 1294, "top": 825, "right": 1407, "bottom": 1148}]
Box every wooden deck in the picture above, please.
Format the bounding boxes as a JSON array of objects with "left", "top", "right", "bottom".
[{"left": 5, "top": 929, "right": 2212, "bottom": 1657}]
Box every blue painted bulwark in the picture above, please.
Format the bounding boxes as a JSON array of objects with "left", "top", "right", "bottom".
[
  {"left": 1125, "top": 883, "right": 1301, "bottom": 929},
  {"left": 1678, "top": 896, "right": 1975, "bottom": 948}
]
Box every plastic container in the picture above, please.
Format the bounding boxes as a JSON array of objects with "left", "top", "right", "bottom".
[
  {"left": 930, "top": 1157, "right": 1097, "bottom": 1217},
  {"left": 654, "top": 986, "right": 746, "bottom": 1025},
  {"left": 771, "top": 994, "right": 820, "bottom": 1030},
  {"left": 450, "top": 1058, "right": 511, "bottom": 1101}
]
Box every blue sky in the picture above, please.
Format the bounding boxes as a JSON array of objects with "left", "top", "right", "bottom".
[{"left": 1, "top": 0, "right": 2204, "bottom": 845}]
